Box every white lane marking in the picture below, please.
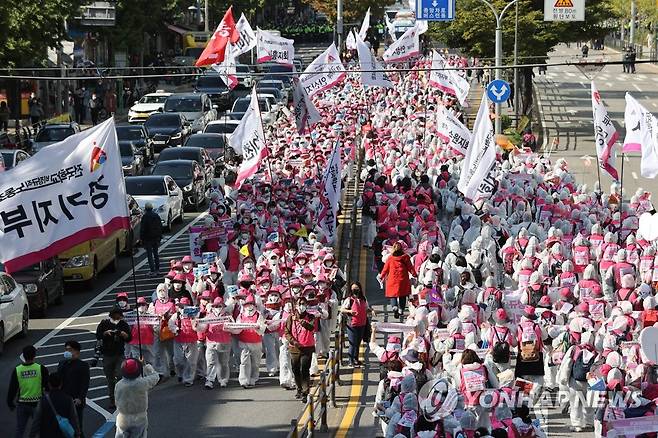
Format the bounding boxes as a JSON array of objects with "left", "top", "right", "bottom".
[
  {"left": 579, "top": 81, "right": 587, "bottom": 88},
  {"left": 633, "top": 84, "right": 642, "bottom": 92},
  {"left": 36, "top": 347, "right": 94, "bottom": 359},
  {"left": 653, "top": 103, "right": 658, "bottom": 108},
  {"left": 637, "top": 75, "right": 647, "bottom": 80},
  {"left": 606, "top": 82, "right": 612, "bottom": 87},
  {"left": 632, "top": 171, "right": 639, "bottom": 180},
  {"left": 50, "top": 330, "right": 95, "bottom": 339}
]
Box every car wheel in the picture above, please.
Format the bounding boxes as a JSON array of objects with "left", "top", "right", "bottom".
[
  {"left": 19, "top": 308, "right": 29, "bottom": 338},
  {"left": 166, "top": 212, "right": 172, "bottom": 231},
  {"left": 54, "top": 280, "right": 64, "bottom": 305},
  {"left": 0, "top": 325, "right": 4, "bottom": 355},
  {"left": 108, "top": 242, "right": 120, "bottom": 273}
]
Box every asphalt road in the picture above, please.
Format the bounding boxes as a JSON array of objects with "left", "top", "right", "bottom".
[{"left": 535, "top": 44, "right": 658, "bottom": 198}]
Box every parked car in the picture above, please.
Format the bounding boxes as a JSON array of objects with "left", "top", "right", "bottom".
[
  {"left": 10, "top": 258, "right": 63, "bottom": 317},
  {"left": 230, "top": 96, "right": 274, "bottom": 124},
  {"left": 143, "top": 113, "right": 190, "bottom": 152},
  {"left": 155, "top": 146, "right": 214, "bottom": 188},
  {"left": 128, "top": 90, "right": 172, "bottom": 123},
  {"left": 257, "top": 94, "right": 281, "bottom": 116},
  {"left": 120, "top": 142, "right": 145, "bottom": 176},
  {"left": 184, "top": 134, "right": 226, "bottom": 175},
  {"left": 255, "top": 87, "right": 284, "bottom": 104},
  {"left": 194, "top": 74, "right": 230, "bottom": 110},
  {"left": 31, "top": 123, "right": 81, "bottom": 153},
  {"left": 259, "top": 79, "right": 289, "bottom": 101},
  {"left": 163, "top": 93, "right": 217, "bottom": 133},
  {"left": 203, "top": 120, "right": 240, "bottom": 136},
  {"left": 116, "top": 124, "right": 155, "bottom": 164},
  {"left": 263, "top": 66, "right": 292, "bottom": 90},
  {"left": 125, "top": 176, "right": 184, "bottom": 231},
  {"left": 0, "top": 271, "right": 29, "bottom": 353},
  {"left": 59, "top": 229, "right": 128, "bottom": 285},
  {"left": 126, "top": 194, "right": 143, "bottom": 253},
  {"left": 0, "top": 149, "right": 30, "bottom": 170},
  {"left": 152, "top": 159, "right": 206, "bottom": 211}
]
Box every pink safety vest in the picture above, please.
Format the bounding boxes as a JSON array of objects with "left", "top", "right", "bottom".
[
  {"left": 238, "top": 312, "right": 262, "bottom": 344},
  {"left": 349, "top": 298, "right": 368, "bottom": 327},
  {"left": 175, "top": 316, "right": 197, "bottom": 343},
  {"left": 577, "top": 279, "right": 601, "bottom": 300},
  {"left": 226, "top": 244, "right": 241, "bottom": 271},
  {"left": 573, "top": 246, "right": 590, "bottom": 270},
  {"left": 129, "top": 318, "right": 154, "bottom": 345},
  {"left": 292, "top": 317, "right": 316, "bottom": 348},
  {"left": 640, "top": 256, "right": 654, "bottom": 274},
  {"left": 206, "top": 320, "right": 231, "bottom": 343}
]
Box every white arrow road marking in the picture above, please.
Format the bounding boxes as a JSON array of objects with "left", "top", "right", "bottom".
[{"left": 632, "top": 171, "right": 638, "bottom": 180}]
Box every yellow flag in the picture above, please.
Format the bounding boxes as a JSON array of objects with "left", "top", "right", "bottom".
[
  {"left": 239, "top": 245, "right": 250, "bottom": 257},
  {"left": 294, "top": 227, "right": 308, "bottom": 238}
]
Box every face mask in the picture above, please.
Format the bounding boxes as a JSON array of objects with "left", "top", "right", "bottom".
[
  {"left": 244, "top": 306, "right": 256, "bottom": 316},
  {"left": 118, "top": 301, "right": 128, "bottom": 309},
  {"left": 297, "top": 305, "right": 307, "bottom": 314},
  {"left": 244, "top": 263, "right": 254, "bottom": 270},
  {"left": 173, "top": 284, "right": 182, "bottom": 291},
  {"left": 63, "top": 351, "right": 73, "bottom": 360},
  {"left": 324, "top": 262, "right": 333, "bottom": 268},
  {"left": 351, "top": 289, "right": 360, "bottom": 295},
  {"left": 210, "top": 274, "right": 219, "bottom": 281},
  {"left": 284, "top": 302, "right": 292, "bottom": 312},
  {"left": 138, "top": 306, "right": 147, "bottom": 313},
  {"left": 183, "top": 264, "right": 192, "bottom": 272},
  {"left": 110, "top": 318, "right": 120, "bottom": 325}
]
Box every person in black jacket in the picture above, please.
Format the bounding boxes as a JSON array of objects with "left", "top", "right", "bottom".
[
  {"left": 140, "top": 202, "right": 163, "bottom": 276},
  {"left": 57, "top": 340, "right": 90, "bottom": 437},
  {"left": 95, "top": 308, "right": 131, "bottom": 410},
  {"left": 7, "top": 345, "right": 49, "bottom": 438},
  {"left": 29, "top": 372, "right": 81, "bottom": 438}
]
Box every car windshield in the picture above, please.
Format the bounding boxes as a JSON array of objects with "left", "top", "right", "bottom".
[
  {"left": 236, "top": 65, "right": 250, "bottom": 74},
  {"left": 205, "top": 123, "right": 237, "bottom": 134},
  {"left": 164, "top": 96, "right": 202, "bottom": 112},
  {"left": 36, "top": 127, "right": 74, "bottom": 142},
  {"left": 1, "top": 153, "right": 13, "bottom": 168},
  {"left": 232, "top": 99, "right": 250, "bottom": 113},
  {"left": 159, "top": 149, "right": 197, "bottom": 161},
  {"left": 125, "top": 179, "right": 167, "bottom": 196},
  {"left": 139, "top": 95, "right": 168, "bottom": 104},
  {"left": 257, "top": 88, "right": 280, "bottom": 98},
  {"left": 196, "top": 76, "right": 228, "bottom": 90},
  {"left": 144, "top": 115, "right": 179, "bottom": 128},
  {"left": 119, "top": 143, "right": 134, "bottom": 156},
  {"left": 116, "top": 126, "right": 144, "bottom": 140},
  {"left": 185, "top": 135, "right": 226, "bottom": 148},
  {"left": 152, "top": 163, "right": 192, "bottom": 179}
]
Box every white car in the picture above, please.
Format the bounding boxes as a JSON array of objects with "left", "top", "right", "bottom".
[
  {"left": 0, "top": 272, "right": 29, "bottom": 354},
  {"left": 128, "top": 91, "right": 172, "bottom": 123},
  {"left": 203, "top": 120, "right": 240, "bottom": 138},
  {"left": 125, "top": 175, "right": 184, "bottom": 231}
]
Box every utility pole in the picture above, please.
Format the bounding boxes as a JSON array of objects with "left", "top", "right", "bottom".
[
  {"left": 336, "top": 0, "right": 344, "bottom": 51},
  {"left": 513, "top": 0, "right": 519, "bottom": 122},
  {"left": 630, "top": 0, "right": 636, "bottom": 48},
  {"left": 204, "top": 0, "right": 209, "bottom": 32}
]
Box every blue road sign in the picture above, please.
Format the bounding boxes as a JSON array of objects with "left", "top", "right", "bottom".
[
  {"left": 486, "top": 79, "right": 511, "bottom": 103},
  {"left": 416, "top": 0, "right": 455, "bottom": 21}
]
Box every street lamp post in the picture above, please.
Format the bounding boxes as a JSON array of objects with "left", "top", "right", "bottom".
[
  {"left": 336, "top": 0, "right": 344, "bottom": 50},
  {"left": 629, "top": 0, "right": 636, "bottom": 48},
  {"left": 204, "top": 0, "right": 209, "bottom": 33},
  {"left": 478, "top": 0, "right": 519, "bottom": 134}
]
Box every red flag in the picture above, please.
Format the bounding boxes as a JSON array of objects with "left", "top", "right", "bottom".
[{"left": 195, "top": 6, "right": 239, "bottom": 67}]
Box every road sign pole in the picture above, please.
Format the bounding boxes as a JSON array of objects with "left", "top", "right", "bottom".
[
  {"left": 513, "top": 0, "right": 519, "bottom": 121},
  {"left": 495, "top": 22, "right": 502, "bottom": 134},
  {"left": 337, "top": 0, "right": 344, "bottom": 51}
]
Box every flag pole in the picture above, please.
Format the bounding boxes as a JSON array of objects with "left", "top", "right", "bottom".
[
  {"left": 129, "top": 252, "right": 144, "bottom": 370},
  {"left": 253, "top": 83, "right": 275, "bottom": 183},
  {"left": 620, "top": 152, "right": 625, "bottom": 206},
  {"left": 594, "top": 154, "right": 603, "bottom": 204}
]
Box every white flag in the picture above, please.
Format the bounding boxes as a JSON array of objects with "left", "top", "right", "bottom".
[
  {"left": 429, "top": 51, "right": 470, "bottom": 105},
  {"left": 384, "top": 14, "right": 397, "bottom": 41},
  {"left": 299, "top": 43, "right": 346, "bottom": 97},
  {"left": 256, "top": 29, "right": 295, "bottom": 67},
  {"left": 319, "top": 141, "right": 342, "bottom": 243},
  {"left": 232, "top": 13, "right": 257, "bottom": 57},
  {"left": 591, "top": 81, "right": 619, "bottom": 181},
  {"left": 458, "top": 94, "right": 497, "bottom": 201},
  {"left": 358, "top": 7, "right": 371, "bottom": 40},
  {"left": 292, "top": 76, "right": 322, "bottom": 134},
  {"left": 623, "top": 92, "right": 644, "bottom": 153},
  {"left": 624, "top": 95, "right": 658, "bottom": 178},
  {"left": 436, "top": 106, "right": 471, "bottom": 155},
  {"left": 346, "top": 30, "right": 357, "bottom": 51},
  {"left": 383, "top": 24, "right": 420, "bottom": 63},
  {"left": 211, "top": 43, "right": 238, "bottom": 89},
  {"left": 355, "top": 32, "right": 393, "bottom": 89},
  {"left": 0, "top": 118, "right": 129, "bottom": 272},
  {"left": 230, "top": 88, "right": 267, "bottom": 187}
]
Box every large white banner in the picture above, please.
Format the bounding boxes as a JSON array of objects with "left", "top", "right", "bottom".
[
  {"left": 383, "top": 24, "right": 421, "bottom": 63},
  {"left": 625, "top": 96, "right": 658, "bottom": 179},
  {"left": 458, "top": 94, "right": 497, "bottom": 201},
  {"left": 0, "top": 118, "right": 129, "bottom": 272},
  {"left": 211, "top": 43, "right": 238, "bottom": 89},
  {"left": 292, "top": 76, "right": 322, "bottom": 134},
  {"left": 232, "top": 13, "right": 257, "bottom": 57},
  {"left": 355, "top": 33, "right": 393, "bottom": 89},
  {"left": 256, "top": 29, "right": 295, "bottom": 67},
  {"left": 230, "top": 88, "right": 268, "bottom": 186},
  {"left": 591, "top": 81, "right": 619, "bottom": 181},
  {"left": 623, "top": 93, "right": 644, "bottom": 153},
  {"left": 346, "top": 30, "right": 357, "bottom": 51},
  {"left": 544, "top": 0, "right": 585, "bottom": 21},
  {"left": 436, "top": 106, "right": 471, "bottom": 155},
  {"left": 299, "top": 43, "right": 346, "bottom": 97},
  {"left": 318, "top": 141, "right": 342, "bottom": 243},
  {"left": 429, "top": 51, "right": 470, "bottom": 105}
]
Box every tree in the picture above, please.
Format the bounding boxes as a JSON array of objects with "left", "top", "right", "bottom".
[
  {"left": 0, "top": 0, "right": 84, "bottom": 67},
  {"left": 428, "top": 0, "right": 617, "bottom": 116},
  {"left": 301, "top": 0, "right": 395, "bottom": 24}
]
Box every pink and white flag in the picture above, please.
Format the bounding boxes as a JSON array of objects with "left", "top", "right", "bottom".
[
  {"left": 429, "top": 51, "right": 470, "bottom": 105},
  {"left": 292, "top": 76, "right": 322, "bottom": 134},
  {"left": 355, "top": 32, "right": 393, "bottom": 88},
  {"left": 436, "top": 106, "right": 471, "bottom": 155},
  {"left": 211, "top": 44, "right": 238, "bottom": 89},
  {"left": 299, "top": 43, "right": 346, "bottom": 97},
  {"left": 591, "top": 81, "right": 619, "bottom": 181},
  {"left": 382, "top": 24, "right": 421, "bottom": 63},
  {"left": 256, "top": 29, "right": 294, "bottom": 67},
  {"left": 230, "top": 88, "right": 268, "bottom": 186}
]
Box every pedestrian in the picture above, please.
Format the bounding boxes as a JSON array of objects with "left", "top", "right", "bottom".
[
  {"left": 379, "top": 241, "right": 417, "bottom": 320},
  {"left": 201, "top": 297, "right": 233, "bottom": 389},
  {"left": 114, "top": 359, "right": 159, "bottom": 438},
  {"left": 629, "top": 47, "right": 637, "bottom": 74},
  {"left": 88, "top": 93, "right": 100, "bottom": 125},
  {"left": 125, "top": 297, "right": 157, "bottom": 365},
  {"left": 57, "top": 341, "right": 90, "bottom": 438},
  {"left": 29, "top": 97, "right": 43, "bottom": 134},
  {"left": 339, "top": 281, "right": 371, "bottom": 367},
  {"left": 507, "top": 81, "right": 514, "bottom": 109},
  {"left": 29, "top": 372, "right": 81, "bottom": 438},
  {"left": 74, "top": 88, "right": 85, "bottom": 124},
  {"left": 232, "top": 294, "right": 266, "bottom": 389},
  {"left": 149, "top": 283, "right": 176, "bottom": 380},
  {"left": 140, "top": 202, "right": 163, "bottom": 276},
  {"left": 285, "top": 296, "right": 317, "bottom": 401},
  {"left": 168, "top": 297, "right": 201, "bottom": 386},
  {"left": 0, "top": 101, "right": 10, "bottom": 131},
  {"left": 7, "top": 345, "right": 49, "bottom": 438},
  {"left": 581, "top": 44, "right": 589, "bottom": 58},
  {"left": 95, "top": 307, "right": 132, "bottom": 410}
]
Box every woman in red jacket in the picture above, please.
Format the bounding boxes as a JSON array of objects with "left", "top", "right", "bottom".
[{"left": 380, "top": 242, "right": 417, "bottom": 320}]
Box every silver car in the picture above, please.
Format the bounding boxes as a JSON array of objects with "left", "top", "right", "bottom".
[{"left": 31, "top": 123, "right": 81, "bottom": 153}]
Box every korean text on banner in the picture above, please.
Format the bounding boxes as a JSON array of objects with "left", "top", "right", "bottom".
[
  {"left": 195, "top": 7, "right": 239, "bottom": 67},
  {"left": 355, "top": 32, "right": 393, "bottom": 89},
  {"left": 318, "top": 141, "right": 342, "bottom": 244},
  {"left": 624, "top": 93, "right": 644, "bottom": 153},
  {"left": 292, "top": 77, "right": 322, "bottom": 134},
  {"left": 0, "top": 118, "right": 130, "bottom": 272},
  {"left": 229, "top": 88, "right": 268, "bottom": 186},
  {"left": 299, "top": 43, "right": 346, "bottom": 97},
  {"left": 436, "top": 106, "right": 472, "bottom": 155},
  {"left": 457, "top": 94, "right": 496, "bottom": 201},
  {"left": 591, "top": 82, "right": 619, "bottom": 181},
  {"left": 383, "top": 24, "right": 421, "bottom": 63},
  {"left": 629, "top": 97, "right": 658, "bottom": 179},
  {"left": 232, "top": 13, "right": 256, "bottom": 58},
  {"left": 256, "top": 29, "right": 295, "bottom": 67},
  {"left": 543, "top": 0, "right": 585, "bottom": 21}
]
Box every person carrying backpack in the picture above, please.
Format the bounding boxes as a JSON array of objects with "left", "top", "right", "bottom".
[
  {"left": 557, "top": 330, "right": 598, "bottom": 432},
  {"left": 486, "top": 309, "right": 516, "bottom": 373},
  {"left": 29, "top": 372, "right": 81, "bottom": 438},
  {"left": 454, "top": 349, "right": 498, "bottom": 430},
  {"left": 515, "top": 306, "right": 548, "bottom": 425}
]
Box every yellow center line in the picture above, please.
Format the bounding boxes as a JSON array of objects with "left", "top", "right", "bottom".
[{"left": 334, "top": 243, "right": 368, "bottom": 438}]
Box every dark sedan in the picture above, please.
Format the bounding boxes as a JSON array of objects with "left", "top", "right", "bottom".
[
  {"left": 144, "top": 113, "right": 190, "bottom": 152},
  {"left": 116, "top": 124, "right": 154, "bottom": 164},
  {"left": 11, "top": 258, "right": 64, "bottom": 317},
  {"left": 184, "top": 133, "right": 226, "bottom": 176},
  {"left": 151, "top": 159, "right": 206, "bottom": 211}
]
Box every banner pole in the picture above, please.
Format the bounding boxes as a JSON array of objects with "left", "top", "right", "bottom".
[
  {"left": 620, "top": 153, "right": 625, "bottom": 206},
  {"left": 253, "top": 83, "right": 275, "bottom": 183},
  {"left": 595, "top": 154, "right": 603, "bottom": 204},
  {"left": 129, "top": 252, "right": 144, "bottom": 374}
]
